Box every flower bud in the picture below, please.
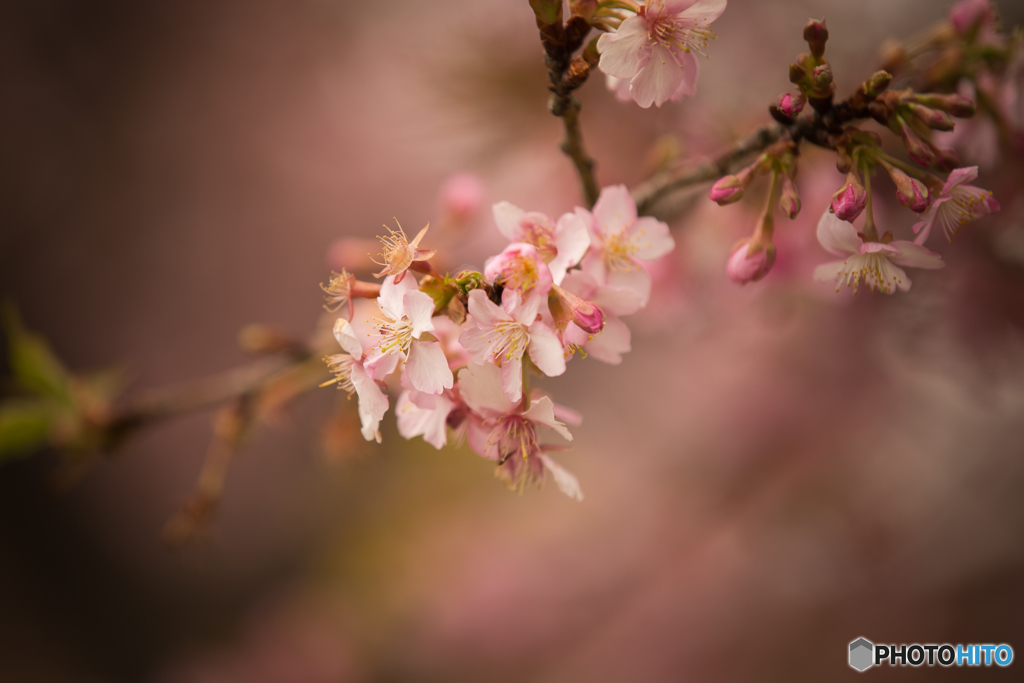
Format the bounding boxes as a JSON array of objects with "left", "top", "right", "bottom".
[
  {"left": 727, "top": 239, "right": 776, "bottom": 285},
  {"left": 803, "top": 18, "right": 828, "bottom": 59},
  {"left": 831, "top": 172, "right": 867, "bottom": 222},
  {"left": 899, "top": 120, "right": 937, "bottom": 167},
  {"left": 789, "top": 63, "right": 807, "bottom": 86},
  {"left": 934, "top": 146, "right": 961, "bottom": 172},
  {"left": 811, "top": 63, "right": 833, "bottom": 89},
  {"left": 777, "top": 92, "right": 806, "bottom": 117},
  {"left": 885, "top": 166, "right": 930, "bottom": 212},
  {"left": 439, "top": 172, "right": 485, "bottom": 224},
  {"left": 569, "top": 0, "right": 597, "bottom": 20},
  {"left": 779, "top": 175, "right": 801, "bottom": 219},
  {"left": 709, "top": 174, "right": 746, "bottom": 205},
  {"left": 548, "top": 284, "right": 605, "bottom": 334},
  {"left": 950, "top": 0, "right": 994, "bottom": 37},
  {"left": 905, "top": 103, "right": 955, "bottom": 131},
  {"left": 912, "top": 93, "right": 976, "bottom": 117}
]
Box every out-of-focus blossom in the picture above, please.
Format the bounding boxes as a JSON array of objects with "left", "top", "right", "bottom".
[
  {"left": 459, "top": 290, "right": 565, "bottom": 403},
  {"left": 323, "top": 318, "right": 388, "bottom": 443},
  {"left": 912, "top": 166, "right": 999, "bottom": 244},
  {"left": 491, "top": 202, "right": 590, "bottom": 285},
  {"left": 579, "top": 185, "right": 675, "bottom": 306},
  {"left": 365, "top": 275, "right": 454, "bottom": 395},
  {"left": 457, "top": 362, "right": 580, "bottom": 500},
  {"left": 371, "top": 221, "right": 436, "bottom": 284},
  {"left": 813, "top": 212, "right": 944, "bottom": 295},
  {"left": 597, "top": 0, "right": 727, "bottom": 108},
  {"left": 484, "top": 243, "right": 554, "bottom": 322},
  {"left": 560, "top": 269, "right": 640, "bottom": 365},
  {"left": 949, "top": 0, "right": 996, "bottom": 39},
  {"left": 439, "top": 172, "right": 485, "bottom": 225}
]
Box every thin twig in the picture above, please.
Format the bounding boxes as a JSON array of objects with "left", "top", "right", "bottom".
[{"left": 557, "top": 95, "right": 600, "bottom": 208}]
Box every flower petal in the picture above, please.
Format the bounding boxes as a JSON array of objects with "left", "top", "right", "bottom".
[
  {"left": 888, "top": 241, "right": 945, "bottom": 269},
  {"left": 527, "top": 321, "right": 567, "bottom": 378},
  {"left": 402, "top": 341, "right": 454, "bottom": 394},
  {"left": 592, "top": 185, "right": 638, "bottom": 238},
  {"left": 597, "top": 15, "right": 650, "bottom": 79},
  {"left": 548, "top": 211, "right": 591, "bottom": 284},
  {"left": 942, "top": 166, "right": 979, "bottom": 194},
  {"left": 332, "top": 318, "right": 363, "bottom": 357},
  {"left": 501, "top": 355, "right": 524, "bottom": 403},
  {"left": 816, "top": 211, "right": 861, "bottom": 256},
  {"left": 630, "top": 43, "right": 685, "bottom": 108},
  {"left": 538, "top": 453, "right": 584, "bottom": 502},
  {"left": 403, "top": 289, "right": 436, "bottom": 338},
  {"left": 630, "top": 216, "right": 675, "bottom": 261},
  {"left": 396, "top": 390, "right": 451, "bottom": 450},
  {"left": 458, "top": 362, "right": 515, "bottom": 417},
  {"left": 491, "top": 201, "right": 525, "bottom": 242},
  {"left": 584, "top": 315, "right": 631, "bottom": 365},
  {"left": 350, "top": 361, "right": 388, "bottom": 443},
  {"left": 522, "top": 396, "right": 572, "bottom": 442}
]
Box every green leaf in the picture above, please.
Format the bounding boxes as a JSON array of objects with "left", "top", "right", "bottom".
[
  {"left": 3, "top": 303, "right": 73, "bottom": 404},
  {"left": 0, "top": 402, "right": 52, "bottom": 463}
]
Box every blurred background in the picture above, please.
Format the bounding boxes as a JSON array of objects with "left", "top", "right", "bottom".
[{"left": 2, "top": 0, "right": 1024, "bottom": 680}]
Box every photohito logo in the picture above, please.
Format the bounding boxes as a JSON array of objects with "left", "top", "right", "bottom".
[{"left": 848, "top": 637, "right": 1014, "bottom": 671}]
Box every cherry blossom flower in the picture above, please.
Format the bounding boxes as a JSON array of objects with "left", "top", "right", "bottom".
[
  {"left": 813, "top": 212, "right": 944, "bottom": 295},
  {"left": 559, "top": 270, "right": 643, "bottom": 365},
  {"left": 912, "top": 167, "right": 1000, "bottom": 244},
  {"left": 364, "top": 275, "right": 454, "bottom": 395},
  {"left": 597, "top": 0, "right": 727, "bottom": 108},
  {"left": 459, "top": 289, "right": 565, "bottom": 403},
  {"left": 371, "top": 220, "right": 436, "bottom": 284},
  {"left": 320, "top": 269, "right": 381, "bottom": 319},
  {"left": 578, "top": 185, "right": 676, "bottom": 306},
  {"left": 322, "top": 318, "right": 389, "bottom": 443},
  {"left": 439, "top": 173, "right": 485, "bottom": 225},
  {"left": 483, "top": 243, "right": 554, "bottom": 321},
  {"left": 491, "top": 202, "right": 590, "bottom": 285},
  {"left": 458, "top": 362, "right": 581, "bottom": 501}
]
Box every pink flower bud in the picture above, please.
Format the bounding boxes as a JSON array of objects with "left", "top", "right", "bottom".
[
  {"left": 549, "top": 284, "right": 605, "bottom": 334},
  {"left": 886, "top": 166, "right": 930, "bottom": 212},
  {"left": 710, "top": 175, "right": 746, "bottom": 205},
  {"left": 727, "top": 239, "right": 776, "bottom": 285},
  {"left": 779, "top": 175, "right": 801, "bottom": 219},
  {"left": 899, "top": 121, "right": 937, "bottom": 167},
  {"left": 949, "top": 0, "right": 994, "bottom": 36},
  {"left": 905, "top": 103, "right": 954, "bottom": 131},
  {"left": 439, "top": 172, "right": 485, "bottom": 223},
  {"left": 777, "top": 92, "right": 806, "bottom": 117},
  {"left": 913, "top": 93, "right": 976, "bottom": 118},
  {"left": 934, "top": 146, "right": 961, "bottom": 172},
  {"left": 803, "top": 18, "right": 828, "bottom": 58},
  {"left": 831, "top": 172, "right": 867, "bottom": 222}
]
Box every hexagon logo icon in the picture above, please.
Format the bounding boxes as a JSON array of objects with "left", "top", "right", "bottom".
[{"left": 849, "top": 637, "right": 874, "bottom": 672}]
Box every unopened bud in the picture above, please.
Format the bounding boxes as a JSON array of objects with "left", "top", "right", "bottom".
[
  {"left": 913, "top": 93, "right": 976, "bottom": 117},
  {"left": 777, "top": 91, "right": 806, "bottom": 117},
  {"left": 439, "top": 172, "right": 484, "bottom": 224},
  {"left": 899, "top": 120, "right": 937, "bottom": 167},
  {"left": 950, "top": 0, "right": 995, "bottom": 37},
  {"left": 865, "top": 71, "right": 892, "bottom": 97},
  {"left": 709, "top": 175, "right": 746, "bottom": 205},
  {"left": 548, "top": 284, "right": 605, "bottom": 334},
  {"left": 803, "top": 18, "right": 829, "bottom": 59},
  {"left": 905, "top": 103, "right": 955, "bottom": 131},
  {"left": 789, "top": 63, "right": 807, "bottom": 86},
  {"left": 569, "top": 0, "right": 597, "bottom": 20},
  {"left": 727, "top": 239, "right": 776, "bottom": 285},
  {"left": 831, "top": 172, "right": 867, "bottom": 222},
  {"left": 811, "top": 64, "right": 833, "bottom": 89},
  {"left": 885, "top": 166, "right": 930, "bottom": 212},
  {"left": 779, "top": 175, "right": 801, "bottom": 219},
  {"left": 934, "top": 146, "right": 961, "bottom": 172}
]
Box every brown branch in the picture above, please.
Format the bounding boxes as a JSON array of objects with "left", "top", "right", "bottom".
[{"left": 556, "top": 95, "right": 600, "bottom": 208}]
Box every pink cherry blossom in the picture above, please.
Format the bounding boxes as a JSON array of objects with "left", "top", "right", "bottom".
[
  {"left": 457, "top": 362, "right": 581, "bottom": 501},
  {"left": 364, "top": 275, "right": 454, "bottom": 395},
  {"left": 458, "top": 290, "right": 566, "bottom": 403},
  {"left": 560, "top": 269, "right": 643, "bottom": 365},
  {"left": 491, "top": 202, "right": 590, "bottom": 285},
  {"left": 578, "top": 185, "right": 676, "bottom": 306},
  {"left": 483, "top": 243, "right": 554, "bottom": 322},
  {"left": 323, "top": 318, "right": 389, "bottom": 443},
  {"left": 597, "top": 0, "right": 727, "bottom": 108},
  {"left": 912, "top": 167, "right": 1000, "bottom": 244},
  {"left": 439, "top": 172, "right": 485, "bottom": 224},
  {"left": 813, "top": 212, "right": 944, "bottom": 295}
]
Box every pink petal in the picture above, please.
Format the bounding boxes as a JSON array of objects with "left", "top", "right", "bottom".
[
  {"left": 607, "top": 267, "right": 653, "bottom": 308},
  {"left": 378, "top": 274, "right": 418, "bottom": 319},
  {"left": 596, "top": 15, "right": 651, "bottom": 79},
  {"left": 538, "top": 453, "right": 584, "bottom": 502},
  {"left": 332, "top": 318, "right": 363, "bottom": 357},
  {"left": 350, "top": 361, "right": 388, "bottom": 443},
  {"left": 402, "top": 341, "right": 454, "bottom": 395},
  {"left": 396, "top": 390, "right": 451, "bottom": 450},
  {"left": 491, "top": 201, "right": 525, "bottom": 241},
  {"left": 466, "top": 289, "right": 506, "bottom": 326},
  {"left": 592, "top": 185, "right": 638, "bottom": 238},
  {"left": 676, "top": 0, "right": 727, "bottom": 23},
  {"left": 522, "top": 396, "right": 573, "bottom": 442},
  {"left": 501, "top": 355, "right": 524, "bottom": 403},
  {"left": 941, "top": 166, "right": 979, "bottom": 194},
  {"left": 364, "top": 348, "right": 401, "bottom": 382},
  {"left": 457, "top": 362, "right": 516, "bottom": 418},
  {"left": 630, "top": 43, "right": 686, "bottom": 108},
  {"left": 630, "top": 216, "right": 675, "bottom": 261},
  {"left": 585, "top": 315, "right": 631, "bottom": 365},
  {"left": 549, "top": 211, "right": 592, "bottom": 284},
  {"left": 402, "top": 289, "right": 436, "bottom": 338},
  {"left": 888, "top": 241, "right": 945, "bottom": 269},
  {"left": 816, "top": 211, "right": 861, "bottom": 256},
  {"left": 527, "top": 321, "right": 567, "bottom": 378},
  {"left": 667, "top": 49, "right": 700, "bottom": 101}
]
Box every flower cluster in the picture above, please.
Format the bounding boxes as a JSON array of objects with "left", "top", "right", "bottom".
[{"left": 321, "top": 186, "right": 674, "bottom": 499}]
